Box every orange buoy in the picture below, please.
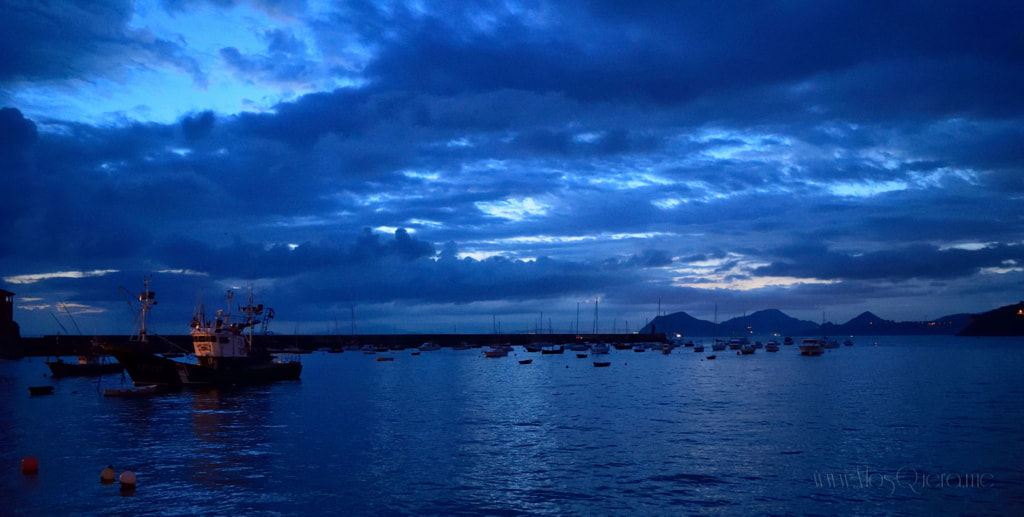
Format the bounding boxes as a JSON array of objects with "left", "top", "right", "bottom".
[
  {"left": 21, "top": 456, "right": 39, "bottom": 474},
  {"left": 100, "top": 466, "right": 116, "bottom": 483}
]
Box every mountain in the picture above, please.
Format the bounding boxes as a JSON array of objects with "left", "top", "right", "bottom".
[
  {"left": 820, "top": 311, "right": 974, "bottom": 336},
  {"left": 957, "top": 301, "right": 1024, "bottom": 336},
  {"left": 719, "top": 309, "right": 819, "bottom": 337},
  {"left": 642, "top": 309, "right": 819, "bottom": 337},
  {"left": 642, "top": 312, "right": 716, "bottom": 337},
  {"left": 642, "top": 308, "right": 985, "bottom": 337}
]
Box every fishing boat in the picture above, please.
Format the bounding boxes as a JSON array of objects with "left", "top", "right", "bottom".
[
  {"left": 46, "top": 350, "right": 123, "bottom": 377},
  {"left": 106, "top": 281, "right": 301, "bottom": 387},
  {"left": 175, "top": 289, "right": 302, "bottom": 385},
  {"left": 592, "top": 361, "right": 611, "bottom": 367},
  {"left": 101, "top": 279, "right": 184, "bottom": 386}
]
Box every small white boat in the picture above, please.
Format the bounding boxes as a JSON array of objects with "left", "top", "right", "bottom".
[
  {"left": 483, "top": 346, "right": 508, "bottom": 358},
  {"left": 799, "top": 339, "right": 825, "bottom": 356}
]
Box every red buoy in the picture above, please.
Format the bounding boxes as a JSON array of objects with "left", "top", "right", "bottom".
[{"left": 21, "top": 456, "right": 39, "bottom": 474}]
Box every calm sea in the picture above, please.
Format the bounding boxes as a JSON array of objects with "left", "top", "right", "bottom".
[{"left": 2, "top": 336, "right": 1022, "bottom": 516}]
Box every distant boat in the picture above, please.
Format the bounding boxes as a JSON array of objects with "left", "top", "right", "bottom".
[
  {"left": 765, "top": 341, "right": 780, "bottom": 352},
  {"left": 693, "top": 343, "right": 705, "bottom": 352},
  {"left": 590, "top": 342, "right": 610, "bottom": 355},
  {"left": 518, "top": 359, "right": 532, "bottom": 365},
  {"left": 593, "top": 361, "right": 611, "bottom": 367},
  {"left": 46, "top": 350, "right": 123, "bottom": 377},
  {"left": 103, "top": 384, "right": 159, "bottom": 397},
  {"left": 576, "top": 353, "right": 588, "bottom": 358},
  {"left": 376, "top": 356, "right": 394, "bottom": 362},
  {"left": 418, "top": 342, "right": 441, "bottom": 352},
  {"left": 783, "top": 336, "right": 794, "bottom": 345},
  {"left": 739, "top": 344, "right": 755, "bottom": 355},
  {"left": 632, "top": 344, "right": 646, "bottom": 352},
  {"left": 799, "top": 339, "right": 825, "bottom": 356},
  {"left": 484, "top": 346, "right": 508, "bottom": 358},
  {"left": 28, "top": 386, "right": 54, "bottom": 396},
  {"left": 541, "top": 344, "right": 564, "bottom": 355},
  {"left": 711, "top": 340, "right": 727, "bottom": 351},
  {"left": 844, "top": 339, "right": 855, "bottom": 346},
  {"left": 706, "top": 355, "right": 716, "bottom": 360}
]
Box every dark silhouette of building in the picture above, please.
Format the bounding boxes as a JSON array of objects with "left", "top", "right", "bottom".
[{"left": 0, "top": 289, "right": 23, "bottom": 359}]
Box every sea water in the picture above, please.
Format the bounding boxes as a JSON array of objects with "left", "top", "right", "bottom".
[{"left": 2, "top": 336, "right": 1022, "bottom": 515}]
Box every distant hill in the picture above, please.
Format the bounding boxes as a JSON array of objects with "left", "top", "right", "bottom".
[
  {"left": 643, "top": 309, "right": 819, "bottom": 337},
  {"left": 957, "top": 301, "right": 1024, "bottom": 336},
  {"left": 643, "top": 312, "right": 716, "bottom": 337},
  {"left": 720, "top": 309, "right": 819, "bottom": 336},
  {"left": 823, "top": 311, "right": 975, "bottom": 336},
  {"left": 642, "top": 307, "right": 986, "bottom": 337}
]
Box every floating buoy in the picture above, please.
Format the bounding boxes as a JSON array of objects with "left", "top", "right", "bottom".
[
  {"left": 119, "top": 471, "right": 137, "bottom": 487},
  {"left": 21, "top": 456, "right": 39, "bottom": 474},
  {"left": 100, "top": 465, "right": 116, "bottom": 483}
]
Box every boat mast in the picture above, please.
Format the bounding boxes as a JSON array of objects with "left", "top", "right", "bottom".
[{"left": 137, "top": 276, "right": 155, "bottom": 344}]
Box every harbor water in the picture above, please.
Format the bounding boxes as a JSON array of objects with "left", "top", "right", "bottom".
[{"left": 2, "top": 336, "right": 1022, "bottom": 515}]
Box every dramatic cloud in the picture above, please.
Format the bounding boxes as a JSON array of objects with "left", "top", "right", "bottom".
[{"left": 2, "top": 0, "right": 1023, "bottom": 336}]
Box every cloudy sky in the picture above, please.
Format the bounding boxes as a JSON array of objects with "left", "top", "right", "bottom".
[{"left": 2, "top": 0, "right": 1023, "bottom": 337}]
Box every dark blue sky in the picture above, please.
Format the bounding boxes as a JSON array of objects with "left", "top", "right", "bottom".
[{"left": 2, "top": 0, "right": 1023, "bottom": 337}]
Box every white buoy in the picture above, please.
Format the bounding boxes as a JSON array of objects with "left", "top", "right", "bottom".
[{"left": 119, "top": 471, "right": 137, "bottom": 487}]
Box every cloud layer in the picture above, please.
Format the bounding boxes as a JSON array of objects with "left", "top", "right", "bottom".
[{"left": 2, "top": 0, "right": 1023, "bottom": 336}]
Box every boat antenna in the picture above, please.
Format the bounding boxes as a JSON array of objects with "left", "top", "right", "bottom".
[{"left": 58, "top": 301, "right": 83, "bottom": 335}]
